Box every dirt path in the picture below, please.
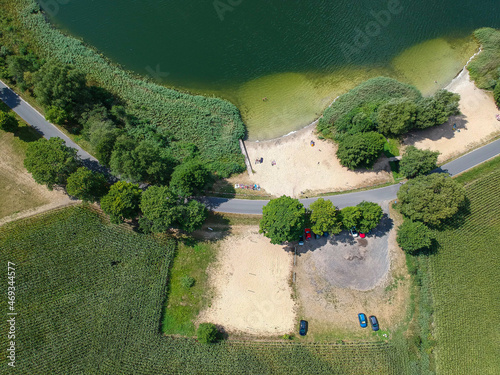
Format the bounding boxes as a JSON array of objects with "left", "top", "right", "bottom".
[{"left": 198, "top": 227, "right": 296, "bottom": 335}]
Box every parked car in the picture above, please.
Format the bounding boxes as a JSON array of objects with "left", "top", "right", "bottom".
[
  {"left": 350, "top": 227, "right": 359, "bottom": 238},
  {"left": 323, "top": 231, "right": 329, "bottom": 237},
  {"left": 305, "top": 228, "right": 312, "bottom": 240},
  {"left": 358, "top": 313, "right": 367, "bottom": 328},
  {"left": 359, "top": 233, "right": 366, "bottom": 238},
  {"left": 314, "top": 232, "right": 321, "bottom": 239},
  {"left": 299, "top": 320, "right": 308, "bottom": 336},
  {"left": 369, "top": 315, "right": 379, "bottom": 331},
  {"left": 298, "top": 235, "right": 304, "bottom": 246}
]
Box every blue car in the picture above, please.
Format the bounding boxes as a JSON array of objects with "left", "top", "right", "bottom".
[
  {"left": 299, "top": 320, "right": 308, "bottom": 336},
  {"left": 358, "top": 313, "right": 367, "bottom": 328},
  {"left": 369, "top": 315, "right": 379, "bottom": 331}
]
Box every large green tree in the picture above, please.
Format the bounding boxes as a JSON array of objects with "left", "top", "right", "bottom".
[
  {"left": 140, "top": 186, "right": 207, "bottom": 233},
  {"left": 336, "top": 132, "right": 386, "bottom": 169},
  {"left": 399, "top": 146, "right": 439, "bottom": 179},
  {"left": 309, "top": 198, "right": 342, "bottom": 236},
  {"left": 357, "top": 201, "right": 383, "bottom": 233},
  {"left": 377, "top": 98, "right": 417, "bottom": 136},
  {"left": 415, "top": 90, "right": 460, "bottom": 129},
  {"left": 100, "top": 181, "right": 142, "bottom": 224},
  {"left": 397, "top": 173, "right": 466, "bottom": 226},
  {"left": 24, "top": 137, "right": 80, "bottom": 189},
  {"left": 109, "top": 137, "right": 174, "bottom": 185},
  {"left": 66, "top": 167, "right": 109, "bottom": 202},
  {"left": 260, "top": 196, "right": 306, "bottom": 244},
  {"left": 170, "top": 161, "right": 211, "bottom": 197},
  {"left": 340, "top": 206, "right": 362, "bottom": 230},
  {"left": 0, "top": 112, "right": 19, "bottom": 133},
  {"left": 396, "top": 219, "right": 434, "bottom": 254}
]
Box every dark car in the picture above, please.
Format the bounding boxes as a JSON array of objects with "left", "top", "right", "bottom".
[
  {"left": 314, "top": 233, "right": 321, "bottom": 239},
  {"left": 305, "top": 228, "right": 312, "bottom": 240},
  {"left": 299, "top": 320, "right": 308, "bottom": 336},
  {"left": 358, "top": 313, "right": 367, "bottom": 328},
  {"left": 369, "top": 315, "right": 379, "bottom": 331},
  {"left": 298, "top": 235, "right": 304, "bottom": 246},
  {"left": 323, "top": 232, "right": 329, "bottom": 238}
]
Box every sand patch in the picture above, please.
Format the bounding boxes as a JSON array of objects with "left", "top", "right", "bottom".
[
  {"left": 245, "top": 125, "right": 392, "bottom": 198},
  {"left": 405, "top": 70, "right": 500, "bottom": 163},
  {"left": 198, "top": 227, "right": 296, "bottom": 335}
]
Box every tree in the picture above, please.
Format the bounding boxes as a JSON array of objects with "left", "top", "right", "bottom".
[
  {"left": 260, "top": 196, "right": 306, "bottom": 244},
  {"left": 309, "top": 198, "right": 342, "bottom": 236},
  {"left": 397, "top": 219, "right": 433, "bottom": 254},
  {"left": 336, "top": 132, "right": 386, "bottom": 169},
  {"left": 397, "top": 173, "right": 466, "bottom": 226},
  {"left": 415, "top": 90, "right": 460, "bottom": 129},
  {"left": 340, "top": 206, "right": 362, "bottom": 230},
  {"left": 33, "top": 61, "right": 90, "bottom": 119},
  {"left": 109, "top": 137, "right": 174, "bottom": 185},
  {"left": 170, "top": 161, "right": 211, "bottom": 197},
  {"left": 399, "top": 146, "right": 439, "bottom": 178},
  {"left": 45, "top": 106, "right": 69, "bottom": 125},
  {"left": 197, "top": 323, "right": 218, "bottom": 344},
  {"left": 377, "top": 98, "right": 417, "bottom": 136},
  {"left": 24, "top": 137, "right": 80, "bottom": 189},
  {"left": 357, "top": 201, "right": 383, "bottom": 233},
  {"left": 66, "top": 167, "right": 109, "bottom": 202},
  {"left": 0, "top": 112, "right": 19, "bottom": 133},
  {"left": 100, "top": 181, "right": 142, "bottom": 224},
  {"left": 140, "top": 186, "right": 207, "bottom": 233}
]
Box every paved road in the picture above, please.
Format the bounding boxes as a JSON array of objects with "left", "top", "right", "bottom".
[
  {"left": 1, "top": 79, "right": 499, "bottom": 214},
  {"left": 0, "top": 79, "right": 105, "bottom": 173}
]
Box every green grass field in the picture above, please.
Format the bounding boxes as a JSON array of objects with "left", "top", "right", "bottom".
[
  {"left": 428, "top": 168, "right": 500, "bottom": 374},
  {"left": 0, "top": 205, "right": 413, "bottom": 374}
]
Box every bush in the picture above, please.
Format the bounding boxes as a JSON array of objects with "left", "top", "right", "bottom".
[
  {"left": 397, "top": 219, "right": 433, "bottom": 254},
  {"left": 399, "top": 146, "right": 439, "bottom": 178},
  {"left": 0, "top": 111, "right": 19, "bottom": 132},
  {"left": 336, "top": 132, "right": 385, "bottom": 169},
  {"left": 197, "top": 323, "right": 218, "bottom": 344},
  {"left": 181, "top": 275, "right": 195, "bottom": 288}
]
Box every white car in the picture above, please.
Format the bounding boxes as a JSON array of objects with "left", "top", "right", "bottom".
[{"left": 350, "top": 227, "right": 359, "bottom": 238}]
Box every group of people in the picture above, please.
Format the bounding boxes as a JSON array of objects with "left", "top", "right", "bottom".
[{"left": 255, "top": 157, "right": 276, "bottom": 166}]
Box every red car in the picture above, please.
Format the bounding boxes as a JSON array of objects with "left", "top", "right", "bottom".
[{"left": 305, "top": 228, "right": 312, "bottom": 240}]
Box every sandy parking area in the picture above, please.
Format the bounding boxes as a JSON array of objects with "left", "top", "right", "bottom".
[
  {"left": 295, "top": 203, "right": 409, "bottom": 335},
  {"left": 245, "top": 125, "right": 392, "bottom": 198},
  {"left": 198, "top": 227, "right": 296, "bottom": 335},
  {"left": 405, "top": 70, "right": 500, "bottom": 163}
]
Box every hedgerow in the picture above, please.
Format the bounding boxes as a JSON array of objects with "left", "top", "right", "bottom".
[
  {"left": 7, "top": 0, "right": 246, "bottom": 177},
  {"left": 0, "top": 205, "right": 414, "bottom": 374}
]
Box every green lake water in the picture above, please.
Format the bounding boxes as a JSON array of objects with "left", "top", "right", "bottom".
[{"left": 44, "top": 0, "right": 500, "bottom": 139}]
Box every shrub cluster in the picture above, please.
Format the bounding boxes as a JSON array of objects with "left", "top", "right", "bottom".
[{"left": 318, "top": 77, "right": 460, "bottom": 169}]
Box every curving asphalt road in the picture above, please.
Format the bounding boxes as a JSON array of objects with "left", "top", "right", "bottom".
[{"left": 2, "top": 79, "right": 499, "bottom": 214}]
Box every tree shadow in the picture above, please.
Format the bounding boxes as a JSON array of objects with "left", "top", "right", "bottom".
[
  {"left": 433, "top": 197, "right": 472, "bottom": 232},
  {"left": 404, "top": 115, "right": 468, "bottom": 146},
  {"left": 0, "top": 86, "right": 21, "bottom": 109}
]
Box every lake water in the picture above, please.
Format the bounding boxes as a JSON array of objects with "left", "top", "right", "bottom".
[{"left": 45, "top": 0, "right": 500, "bottom": 139}]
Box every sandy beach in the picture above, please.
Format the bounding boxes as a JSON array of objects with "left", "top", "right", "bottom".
[{"left": 242, "top": 68, "right": 499, "bottom": 198}]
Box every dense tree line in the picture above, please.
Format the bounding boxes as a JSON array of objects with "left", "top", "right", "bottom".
[
  {"left": 318, "top": 77, "right": 460, "bottom": 170},
  {"left": 259, "top": 196, "right": 383, "bottom": 244}
]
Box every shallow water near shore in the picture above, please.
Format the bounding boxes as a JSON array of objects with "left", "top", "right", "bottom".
[{"left": 45, "top": 0, "right": 499, "bottom": 139}]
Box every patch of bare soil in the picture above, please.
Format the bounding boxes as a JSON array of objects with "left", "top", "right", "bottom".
[{"left": 198, "top": 227, "right": 296, "bottom": 335}]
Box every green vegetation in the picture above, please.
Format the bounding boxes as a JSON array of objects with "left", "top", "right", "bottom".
[
  {"left": 318, "top": 77, "right": 459, "bottom": 169},
  {"left": 309, "top": 198, "right": 342, "bottom": 236},
  {"left": 100, "top": 181, "right": 142, "bottom": 223},
  {"left": 0, "top": 206, "right": 413, "bottom": 373},
  {"left": 162, "top": 242, "right": 217, "bottom": 336},
  {"left": 23, "top": 137, "right": 80, "bottom": 189},
  {"left": 468, "top": 28, "right": 500, "bottom": 90},
  {"left": 66, "top": 167, "right": 109, "bottom": 202},
  {"left": 1, "top": 0, "right": 246, "bottom": 178},
  {"left": 428, "top": 169, "right": 500, "bottom": 374},
  {"left": 260, "top": 196, "right": 306, "bottom": 244},
  {"left": 340, "top": 201, "right": 383, "bottom": 233},
  {"left": 197, "top": 323, "right": 219, "bottom": 344},
  {"left": 396, "top": 219, "right": 434, "bottom": 254},
  {"left": 453, "top": 154, "right": 500, "bottom": 185},
  {"left": 397, "top": 173, "right": 466, "bottom": 226},
  {"left": 399, "top": 146, "right": 439, "bottom": 179},
  {"left": 170, "top": 160, "right": 211, "bottom": 197},
  {"left": 0, "top": 111, "right": 19, "bottom": 132}
]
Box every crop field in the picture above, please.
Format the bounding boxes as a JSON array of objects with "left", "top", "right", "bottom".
[
  {"left": 428, "top": 168, "right": 500, "bottom": 374},
  {"left": 0, "top": 206, "right": 416, "bottom": 374}
]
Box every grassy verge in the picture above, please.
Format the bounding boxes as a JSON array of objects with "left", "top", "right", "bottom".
[
  {"left": 161, "top": 242, "right": 218, "bottom": 336},
  {"left": 453, "top": 154, "right": 500, "bottom": 185}
]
